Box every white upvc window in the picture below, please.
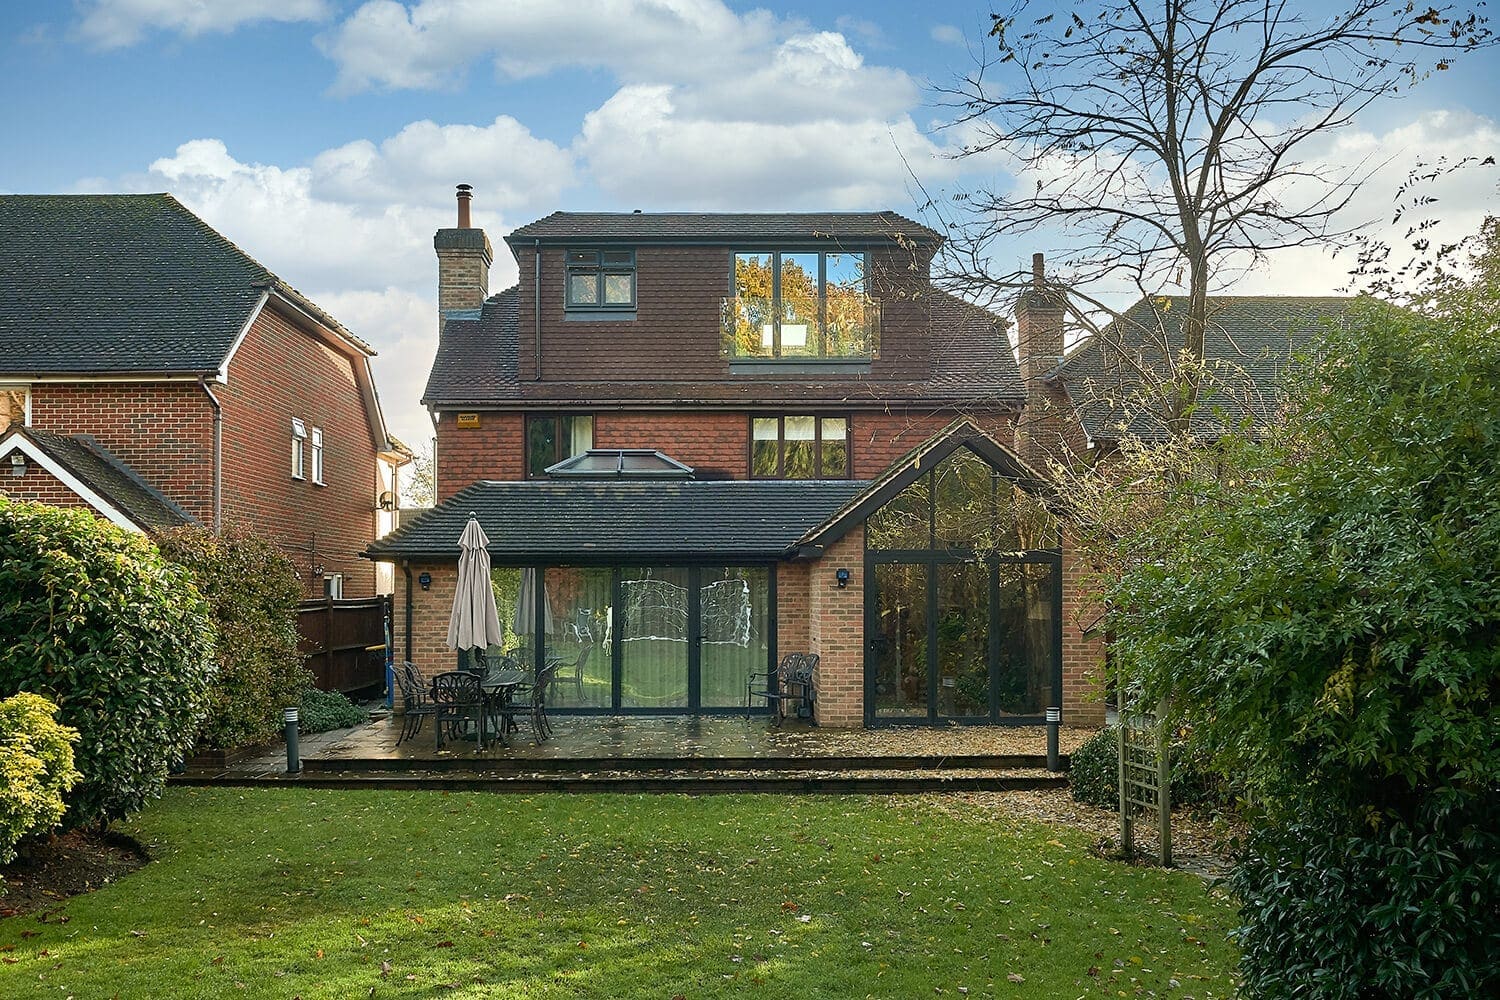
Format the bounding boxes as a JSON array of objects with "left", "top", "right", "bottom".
[
  {"left": 311, "top": 427, "right": 325, "bottom": 485},
  {"left": 291, "top": 418, "right": 307, "bottom": 480},
  {"left": 322, "top": 573, "right": 344, "bottom": 599}
]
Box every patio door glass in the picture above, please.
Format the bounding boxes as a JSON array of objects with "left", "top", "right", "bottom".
[
  {"left": 996, "top": 563, "right": 1054, "bottom": 717},
  {"left": 871, "top": 563, "right": 929, "bottom": 719},
  {"left": 618, "top": 567, "right": 691, "bottom": 709},
  {"left": 936, "top": 562, "right": 990, "bottom": 721},
  {"left": 699, "top": 566, "right": 769, "bottom": 708},
  {"left": 543, "top": 567, "right": 611, "bottom": 709}
]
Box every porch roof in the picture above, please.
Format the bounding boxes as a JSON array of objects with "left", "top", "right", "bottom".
[{"left": 364, "top": 479, "right": 869, "bottom": 564}]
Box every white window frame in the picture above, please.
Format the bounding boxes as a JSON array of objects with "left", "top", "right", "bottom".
[
  {"left": 311, "top": 426, "right": 325, "bottom": 485},
  {"left": 291, "top": 418, "right": 307, "bottom": 480},
  {"left": 322, "top": 573, "right": 344, "bottom": 599}
]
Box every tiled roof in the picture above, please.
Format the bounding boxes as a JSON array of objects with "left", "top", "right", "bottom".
[
  {"left": 421, "top": 287, "right": 1023, "bottom": 408},
  {"left": 0, "top": 193, "right": 370, "bottom": 375},
  {"left": 365, "top": 479, "right": 868, "bottom": 562},
  {"left": 1055, "top": 295, "right": 1357, "bottom": 442},
  {"left": 506, "top": 211, "right": 943, "bottom": 246},
  {"left": 2, "top": 427, "right": 195, "bottom": 531}
]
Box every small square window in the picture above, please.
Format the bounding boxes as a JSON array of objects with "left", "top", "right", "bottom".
[{"left": 566, "top": 249, "right": 636, "bottom": 310}]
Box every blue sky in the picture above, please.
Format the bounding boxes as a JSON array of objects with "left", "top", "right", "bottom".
[{"left": 3, "top": 1, "right": 1496, "bottom": 449}]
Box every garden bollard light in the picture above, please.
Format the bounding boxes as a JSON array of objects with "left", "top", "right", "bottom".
[
  {"left": 1046, "top": 706, "right": 1062, "bottom": 772},
  {"left": 284, "top": 706, "right": 301, "bottom": 774}
]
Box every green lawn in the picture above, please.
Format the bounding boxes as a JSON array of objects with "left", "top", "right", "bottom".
[{"left": 0, "top": 788, "right": 1238, "bottom": 998}]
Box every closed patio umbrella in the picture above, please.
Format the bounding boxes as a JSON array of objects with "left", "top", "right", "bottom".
[
  {"left": 513, "top": 567, "right": 555, "bottom": 637},
  {"left": 447, "top": 515, "right": 504, "bottom": 669}
]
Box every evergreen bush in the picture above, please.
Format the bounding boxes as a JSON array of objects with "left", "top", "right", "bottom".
[
  {"left": 299, "top": 688, "right": 369, "bottom": 734},
  {"left": 155, "top": 526, "right": 311, "bottom": 750},
  {"left": 0, "top": 499, "right": 214, "bottom": 825},
  {"left": 0, "top": 692, "right": 81, "bottom": 865}
]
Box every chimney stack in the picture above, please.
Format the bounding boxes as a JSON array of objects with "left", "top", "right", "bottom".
[
  {"left": 1014, "top": 252, "right": 1069, "bottom": 470},
  {"left": 434, "top": 183, "right": 492, "bottom": 325}
]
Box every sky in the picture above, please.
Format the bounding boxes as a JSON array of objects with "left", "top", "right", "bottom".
[{"left": 2, "top": 0, "right": 1497, "bottom": 452}]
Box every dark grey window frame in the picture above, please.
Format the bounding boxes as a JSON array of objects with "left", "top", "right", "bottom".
[
  {"left": 731, "top": 248, "right": 866, "bottom": 358},
  {"left": 565, "top": 248, "right": 636, "bottom": 310},
  {"left": 748, "top": 414, "right": 852, "bottom": 479},
  {"left": 525, "top": 413, "right": 595, "bottom": 478}
]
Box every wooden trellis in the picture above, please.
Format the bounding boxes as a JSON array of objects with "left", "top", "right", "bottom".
[{"left": 1118, "top": 696, "right": 1172, "bottom": 866}]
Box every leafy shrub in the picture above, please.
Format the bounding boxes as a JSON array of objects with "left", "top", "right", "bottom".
[
  {"left": 299, "top": 689, "right": 369, "bottom": 734},
  {"left": 1230, "top": 800, "right": 1500, "bottom": 998},
  {"left": 1069, "top": 724, "right": 1230, "bottom": 811},
  {"left": 0, "top": 499, "right": 215, "bottom": 826},
  {"left": 155, "top": 526, "right": 311, "bottom": 750},
  {"left": 0, "top": 693, "right": 81, "bottom": 864}
]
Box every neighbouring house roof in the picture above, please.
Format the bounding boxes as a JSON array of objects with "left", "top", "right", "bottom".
[
  {"left": 421, "top": 287, "right": 1024, "bottom": 409},
  {"left": 506, "top": 211, "right": 943, "bottom": 247},
  {"left": 0, "top": 193, "right": 373, "bottom": 377},
  {"left": 364, "top": 479, "right": 868, "bottom": 564},
  {"left": 1052, "top": 295, "right": 1358, "bottom": 443},
  {"left": 0, "top": 426, "right": 196, "bottom": 531}
]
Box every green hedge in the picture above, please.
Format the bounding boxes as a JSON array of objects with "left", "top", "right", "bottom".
[
  {"left": 155, "top": 527, "right": 310, "bottom": 750},
  {"left": 0, "top": 692, "right": 81, "bottom": 865},
  {"left": 0, "top": 499, "right": 214, "bottom": 826}
]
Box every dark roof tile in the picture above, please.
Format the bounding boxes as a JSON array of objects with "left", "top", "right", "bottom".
[
  {"left": 3, "top": 427, "right": 195, "bottom": 531},
  {"left": 506, "top": 211, "right": 942, "bottom": 246}
]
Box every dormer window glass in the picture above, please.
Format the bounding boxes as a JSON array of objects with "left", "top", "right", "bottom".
[
  {"left": 729, "top": 251, "right": 875, "bottom": 360},
  {"left": 566, "top": 249, "right": 636, "bottom": 309}
]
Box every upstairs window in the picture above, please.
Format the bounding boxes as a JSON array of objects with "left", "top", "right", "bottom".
[
  {"left": 728, "top": 251, "right": 877, "bottom": 360},
  {"left": 291, "top": 418, "right": 307, "bottom": 480},
  {"left": 566, "top": 249, "right": 636, "bottom": 309},
  {"left": 0, "top": 386, "right": 28, "bottom": 432},
  {"left": 311, "top": 427, "right": 325, "bottom": 485},
  {"left": 751, "top": 415, "right": 850, "bottom": 479},
  {"left": 527, "top": 414, "right": 594, "bottom": 477}
]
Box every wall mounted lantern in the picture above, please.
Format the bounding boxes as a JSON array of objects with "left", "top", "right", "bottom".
[
  {"left": 418, "top": 572, "right": 432, "bottom": 591},
  {"left": 835, "top": 568, "right": 850, "bottom": 589}
]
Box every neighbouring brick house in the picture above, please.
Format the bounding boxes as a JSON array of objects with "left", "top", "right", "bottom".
[
  {"left": 368, "top": 188, "right": 1106, "bottom": 728},
  {"left": 0, "top": 194, "right": 409, "bottom": 598}
]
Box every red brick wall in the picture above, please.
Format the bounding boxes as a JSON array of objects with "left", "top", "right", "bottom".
[
  {"left": 806, "top": 529, "right": 865, "bottom": 727},
  {"left": 28, "top": 382, "right": 214, "bottom": 522},
  {"left": 392, "top": 562, "right": 459, "bottom": 675},
  {"left": 218, "top": 302, "right": 382, "bottom": 597},
  {"left": 435, "top": 411, "right": 525, "bottom": 501},
  {"left": 433, "top": 406, "right": 1019, "bottom": 487},
  {"left": 775, "top": 562, "right": 810, "bottom": 659},
  {"left": 1061, "top": 529, "right": 1107, "bottom": 726}
]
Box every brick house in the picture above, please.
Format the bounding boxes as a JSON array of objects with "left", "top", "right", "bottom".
[
  {"left": 368, "top": 189, "right": 1105, "bottom": 727},
  {"left": 0, "top": 194, "right": 409, "bottom": 598}
]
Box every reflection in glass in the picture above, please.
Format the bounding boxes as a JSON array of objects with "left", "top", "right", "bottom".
[
  {"left": 937, "top": 562, "right": 990, "bottom": 719},
  {"left": 824, "top": 252, "right": 867, "bottom": 355},
  {"left": 619, "top": 567, "right": 690, "bottom": 708},
  {"left": 752, "top": 417, "right": 779, "bottom": 477},
  {"left": 701, "top": 567, "right": 769, "bottom": 708},
  {"left": 866, "top": 477, "right": 931, "bottom": 550},
  {"left": 996, "top": 563, "right": 1054, "bottom": 716},
  {"left": 873, "top": 563, "right": 929, "bottom": 718},
  {"left": 783, "top": 416, "right": 816, "bottom": 479},
  {"left": 779, "top": 253, "right": 819, "bottom": 355},
  {"left": 734, "top": 252, "right": 775, "bottom": 357},
  {"left": 542, "top": 567, "right": 612, "bottom": 708},
  {"left": 820, "top": 417, "right": 848, "bottom": 477},
  {"left": 933, "top": 447, "right": 1003, "bottom": 550}
]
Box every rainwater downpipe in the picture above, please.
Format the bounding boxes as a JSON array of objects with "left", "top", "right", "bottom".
[
  {"left": 402, "top": 562, "right": 414, "bottom": 664},
  {"left": 198, "top": 378, "right": 223, "bottom": 534},
  {"left": 533, "top": 238, "right": 543, "bottom": 380}
]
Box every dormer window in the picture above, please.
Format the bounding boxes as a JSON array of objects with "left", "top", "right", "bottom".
[
  {"left": 566, "top": 249, "right": 635, "bottom": 310},
  {"left": 725, "top": 250, "right": 879, "bottom": 361}
]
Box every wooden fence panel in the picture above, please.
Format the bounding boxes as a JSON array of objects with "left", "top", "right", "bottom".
[{"left": 296, "top": 596, "right": 390, "bottom": 694}]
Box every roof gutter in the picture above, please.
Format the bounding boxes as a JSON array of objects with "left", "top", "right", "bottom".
[{"left": 197, "top": 378, "right": 223, "bottom": 534}]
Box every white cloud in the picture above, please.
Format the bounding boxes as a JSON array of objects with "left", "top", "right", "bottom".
[
  {"left": 319, "top": 0, "right": 777, "bottom": 94},
  {"left": 931, "top": 24, "right": 965, "bottom": 46},
  {"left": 75, "top": 0, "right": 329, "bottom": 50},
  {"left": 576, "top": 84, "right": 961, "bottom": 210}
]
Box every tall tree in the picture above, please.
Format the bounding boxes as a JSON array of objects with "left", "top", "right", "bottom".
[{"left": 936, "top": 0, "right": 1491, "bottom": 435}]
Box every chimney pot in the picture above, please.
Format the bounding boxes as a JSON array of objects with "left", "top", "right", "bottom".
[
  {"left": 1032, "top": 252, "right": 1045, "bottom": 286},
  {"left": 456, "top": 183, "right": 473, "bottom": 228}
]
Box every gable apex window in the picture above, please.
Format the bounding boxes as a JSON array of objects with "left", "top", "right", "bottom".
[
  {"left": 566, "top": 249, "right": 636, "bottom": 310},
  {"left": 291, "top": 418, "right": 307, "bottom": 480}
]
